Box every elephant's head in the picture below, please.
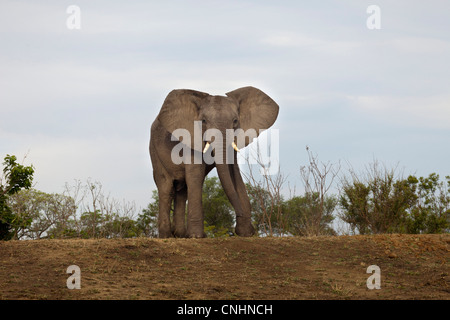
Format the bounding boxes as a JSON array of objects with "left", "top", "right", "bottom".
[
  {"left": 156, "top": 86, "right": 279, "bottom": 234},
  {"left": 158, "top": 86, "right": 279, "bottom": 154}
]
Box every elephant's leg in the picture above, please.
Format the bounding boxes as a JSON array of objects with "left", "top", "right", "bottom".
[
  {"left": 172, "top": 185, "right": 187, "bottom": 238},
  {"left": 186, "top": 166, "right": 206, "bottom": 238},
  {"left": 156, "top": 179, "right": 174, "bottom": 238},
  {"left": 232, "top": 163, "right": 256, "bottom": 237}
]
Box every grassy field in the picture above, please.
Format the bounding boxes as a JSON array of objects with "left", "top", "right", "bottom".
[{"left": 0, "top": 234, "right": 448, "bottom": 300}]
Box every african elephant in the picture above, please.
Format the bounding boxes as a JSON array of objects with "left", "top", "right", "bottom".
[{"left": 149, "top": 86, "right": 279, "bottom": 238}]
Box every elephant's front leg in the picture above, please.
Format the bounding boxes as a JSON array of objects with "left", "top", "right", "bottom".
[
  {"left": 172, "top": 186, "right": 187, "bottom": 238},
  {"left": 185, "top": 166, "right": 206, "bottom": 238},
  {"left": 233, "top": 162, "right": 256, "bottom": 237},
  {"left": 157, "top": 183, "right": 174, "bottom": 238}
]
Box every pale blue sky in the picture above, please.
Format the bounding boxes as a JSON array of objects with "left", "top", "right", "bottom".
[{"left": 1, "top": 1, "right": 449, "bottom": 211}]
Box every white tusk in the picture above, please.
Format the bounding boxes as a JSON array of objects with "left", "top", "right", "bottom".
[
  {"left": 203, "top": 142, "right": 211, "bottom": 153},
  {"left": 232, "top": 142, "right": 240, "bottom": 153}
]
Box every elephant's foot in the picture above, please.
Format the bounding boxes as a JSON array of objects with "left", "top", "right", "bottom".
[
  {"left": 187, "top": 232, "right": 206, "bottom": 238},
  {"left": 158, "top": 226, "right": 173, "bottom": 238},
  {"left": 235, "top": 218, "right": 256, "bottom": 237},
  {"left": 186, "top": 229, "right": 207, "bottom": 238},
  {"left": 186, "top": 221, "right": 207, "bottom": 238},
  {"left": 186, "top": 227, "right": 206, "bottom": 238},
  {"left": 172, "top": 226, "right": 187, "bottom": 238}
]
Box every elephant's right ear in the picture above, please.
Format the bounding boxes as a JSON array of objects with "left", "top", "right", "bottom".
[{"left": 157, "top": 89, "right": 209, "bottom": 150}]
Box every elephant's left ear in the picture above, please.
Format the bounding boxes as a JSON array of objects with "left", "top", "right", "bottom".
[
  {"left": 226, "top": 86, "right": 279, "bottom": 146},
  {"left": 157, "top": 89, "right": 210, "bottom": 152}
]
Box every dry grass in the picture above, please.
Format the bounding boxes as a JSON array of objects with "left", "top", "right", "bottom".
[{"left": 0, "top": 234, "right": 448, "bottom": 300}]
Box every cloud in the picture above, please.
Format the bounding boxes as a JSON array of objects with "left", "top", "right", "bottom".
[
  {"left": 387, "top": 36, "right": 450, "bottom": 55},
  {"left": 347, "top": 94, "right": 450, "bottom": 130},
  {"left": 261, "top": 34, "right": 324, "bottom": 48},
  {"left": 260, "top": 33, "right": 363, "bottom": 56}
]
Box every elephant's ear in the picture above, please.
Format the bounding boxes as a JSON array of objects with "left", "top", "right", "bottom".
[
  {"left": 157, "top": 89, "right": 210, "bottom": 151},
  {"left": 226, "top": 86, "right": 279, "bottom": 147}
]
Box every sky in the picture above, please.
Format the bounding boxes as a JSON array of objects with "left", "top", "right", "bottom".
[{"left": 1, "top": 0, "right": 449, "bottom": 213}]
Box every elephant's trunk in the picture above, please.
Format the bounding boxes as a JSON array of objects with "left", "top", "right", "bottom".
[
  {"left": 211, "top": 128, "right": 255, "bottom": 236},
  {"left": 215, "top": 138, "right": 245, "bottom": 217},
  {"left": 215, "top": 150, "right": 255, "bottom": 236}
]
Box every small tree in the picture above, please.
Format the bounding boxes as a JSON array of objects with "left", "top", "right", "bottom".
[
  {"left": 339, "top": 161, "right": 449, "bottom": 234},
  {"left": 284, "top": 192, "right": 337, "bottom": 236},
  {"left": 202, "top": 176, "right": 234, "bottom": 237},
  {"left": 246, "top": 183, "right": 284, "bottom": 235},
  {"left": 7, "top": 189, "right": 77, "bottom": 239},
  {"left": 299, "top": 147, "right": 340, "bottom": 236},
  {"left": 406, "top": 174, "right": 450, "bottom": 234},
  {"left": 0, "top": 155, "right": 34, "bottom": 240},
  {"left": 243, "top": 146, "right": 287, "bottom": 236},
  {"left": 339, "top": 162, "right": 412, "bottom": 234},
  {"left": 61, "top": 179, "right": 139, "bottom": 238},
  {"left": 137, "top": 190, "right": 159, "bottom": 237}
]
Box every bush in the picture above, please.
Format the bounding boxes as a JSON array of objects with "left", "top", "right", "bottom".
[
  {"left": 284, "top": 192, "right": 337, "bottom": 236},
  {"left": 339, "top": 162, "right": 449, "bottom": 234},
  {"left": 0, "top": 155, "right": 34, "bottom": 240}
]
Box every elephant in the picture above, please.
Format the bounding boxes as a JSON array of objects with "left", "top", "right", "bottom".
[{"left": 149, "top": 86, "right": 279, "bottom": 238}]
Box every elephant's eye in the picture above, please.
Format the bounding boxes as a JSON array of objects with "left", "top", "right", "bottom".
[
  {"left": 233, "top": 119, "right": 238, "bottom": 126},
  {"left": 202, "top": 119, "right": 206, "bottom": 125}
]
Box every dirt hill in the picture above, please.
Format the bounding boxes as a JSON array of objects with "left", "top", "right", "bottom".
[{"left": 0, "top": 234, "right": 448, "bottom": 300}]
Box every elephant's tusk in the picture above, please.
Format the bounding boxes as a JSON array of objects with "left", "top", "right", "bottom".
[
  {"left": 232, "top": 142, "right": 240, "bottom": 153},
  {"left": 203, "top": 142, "right": 211, "bottom": 153}
]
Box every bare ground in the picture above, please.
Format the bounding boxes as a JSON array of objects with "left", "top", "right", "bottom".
[{"left": 0, "top": 234, "right": 448, "bottom": 300}]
